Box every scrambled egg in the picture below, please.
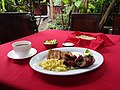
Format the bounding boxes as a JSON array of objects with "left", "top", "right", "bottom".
[{"left": 39, "top": 59, "right": 74, "bottom": 72}]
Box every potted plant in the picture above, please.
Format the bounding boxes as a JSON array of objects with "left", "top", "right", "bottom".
[
  {"left": 46, "top": 0, "right": 103, "bottom": 30},
  {"left": 46, "top": 0, "right": 115, "bottom": 31},
  {"left": 0, "top": 0, "right": 39, "bottom": 32}
]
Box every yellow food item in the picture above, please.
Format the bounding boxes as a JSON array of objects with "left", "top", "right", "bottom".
[
  {"left": 44, "top": 39, "right": 57, "bottom": 44},
  {"left": 39, "top": 59, "right": 74, "bottom": 72},
  {"left": 76, "top": 35, "right": 96, "bottom": 40}
]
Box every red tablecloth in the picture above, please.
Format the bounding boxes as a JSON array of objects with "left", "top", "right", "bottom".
[{"left": 0, "top": 30, "right": 120, "bottom": 90}]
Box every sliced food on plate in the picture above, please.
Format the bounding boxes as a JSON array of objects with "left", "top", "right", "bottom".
[{"left": 39, "top": 48, "right": 95, "bottom": 72}]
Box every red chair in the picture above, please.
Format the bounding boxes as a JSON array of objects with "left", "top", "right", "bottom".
[
  {"left": 0, "top": 12, "right": 38, "bottom": 44},
  {"left": 70, "top": 13, "right": 101, "bottom": 33}
]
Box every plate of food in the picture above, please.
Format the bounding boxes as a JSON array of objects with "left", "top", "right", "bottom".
[{"left": 29, "top": 47, "right": 104, "bottom": 76}]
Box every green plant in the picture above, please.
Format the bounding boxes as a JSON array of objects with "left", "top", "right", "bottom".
[
  {"left": 62, "top": 0, "right": 107, "bottom": 14},
  {"left": 46, "top": 0, "right": 113, "bottom": 30},
  {"left": 0, "top": 0, "right": 28, "bottom": 12},
  {"left": 0, "top": 0, "right": 45, "bottom": 32},
  {"left": 0, "top": 0, "right": 47, "bottom": 13},
  {"left": 53, "top": 0, "right": 61, "bottom": 6},
  {"left": 46, "top": 14, "right": 68, "bottom": 30}
]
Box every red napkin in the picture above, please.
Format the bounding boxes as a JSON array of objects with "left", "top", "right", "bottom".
[{"left": 66, "top": 32, "right": 114, "bottom": 50}]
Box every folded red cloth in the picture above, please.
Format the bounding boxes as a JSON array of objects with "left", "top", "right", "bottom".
[{"left": 66, "top": 32, "right": 114, "bottom": 50}]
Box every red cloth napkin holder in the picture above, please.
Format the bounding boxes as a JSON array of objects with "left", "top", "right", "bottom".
[{"left": 66, "top": 32, "right": 114, "bottom": 50}]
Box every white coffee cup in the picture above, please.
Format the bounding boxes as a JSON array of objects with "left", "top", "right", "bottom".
[{"left": 12, "top": 41, "right": 31, "bottom": 57}]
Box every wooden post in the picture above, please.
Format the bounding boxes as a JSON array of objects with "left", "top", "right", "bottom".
[{"left": 49, "top": 0, "right": 54, "bottom": 19}]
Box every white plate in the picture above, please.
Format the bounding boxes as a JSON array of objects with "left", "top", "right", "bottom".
[
  {"left": 29, "top": 47, "right": 104, "bottom": 76},
  {"left": 7, "top": 48, "right": 37, "bottom": 59}
]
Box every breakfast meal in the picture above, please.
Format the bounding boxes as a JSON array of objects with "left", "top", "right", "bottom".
[
  {"left": 76, "top": 35, "right": 96, "bottom": 40},
  {"left": 39, "top": 49, "right": 95, "bottom": 72}
]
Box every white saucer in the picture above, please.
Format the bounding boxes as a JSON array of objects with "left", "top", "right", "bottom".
[{"left": 7, "top": 48, "right": 37, "bottom": 59}]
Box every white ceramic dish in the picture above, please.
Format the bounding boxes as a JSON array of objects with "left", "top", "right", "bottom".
[
  {"left": 7, "top": 48, "right": 37, "bottom": 59},
  {"left": 29, "top": 47, "right": 104, "bottom": 76}
]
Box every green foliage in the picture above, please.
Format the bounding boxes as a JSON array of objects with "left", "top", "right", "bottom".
[
  {"left": 87, "top": 0, "right": 105, "bottom": 13},
  {"left": 46, "top": 14, "right": 68, "bottom": 30},
  {"left": 53, "top": 0, "right": 61, "bottom": 6},
  {"left": 62, "top": 0, "right": 68, "bottom": 4},
  {"left": 0, "top": 0, "right": 46, "bottom": 12},
  {"left": 48, "top": 0, "right": 112, "bottom": 30},
  {"left": 46, "top": 0, "right": 110, "bottom": 30},
  {"left": 74, "top": 0, "right": 82, "bottom": 8},
  {"left": 0, "top": 0, "right": 29, "bottom": 12},
  {"left": 61, "top": 0, "right": 112, "bottom": 14}
]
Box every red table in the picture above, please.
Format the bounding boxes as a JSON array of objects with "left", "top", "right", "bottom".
[{"left": 0, "top": 30, "right": 120, "bottom": 90}]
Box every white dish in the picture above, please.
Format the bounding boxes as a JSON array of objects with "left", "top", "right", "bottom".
[
  {"left": 29, "top": 47, "right": 104, "bottom": 76},
  {"left": 7, "top": 48, "right": 37, "bottom": 59}
]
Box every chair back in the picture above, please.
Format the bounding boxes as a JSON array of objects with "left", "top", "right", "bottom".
[
  {"left": 0, "top": 12, "right": 38, "bottom": 44},
  {"left": 70, "top": 13, "right": 101, "bottom": 33},
  {"left": 113, "top": 14, "right": 120, "bottom": 34}
]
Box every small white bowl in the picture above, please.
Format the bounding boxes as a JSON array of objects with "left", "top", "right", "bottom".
[{"left": 62, "top": 42, "right": 74, "bottom": 47}]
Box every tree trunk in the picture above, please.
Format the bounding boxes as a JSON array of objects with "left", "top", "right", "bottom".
[
  {"left": 99, "top": 0, "right": 117, "bottom": 30},
  {"left": 84, "top": 0, "right": 88, "bottom": 13}
]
